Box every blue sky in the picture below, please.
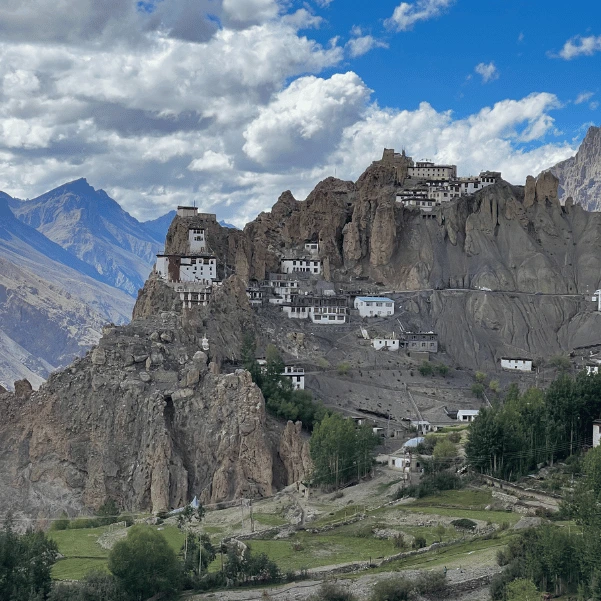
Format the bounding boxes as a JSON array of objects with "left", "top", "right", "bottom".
[{"left": 0, "top": 0, "right": 598, "bottom": 225}]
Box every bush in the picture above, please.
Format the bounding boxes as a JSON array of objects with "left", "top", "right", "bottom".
[
  {"left": 371, "top": 577, "right": 412, "bottom": 601},
  {"left": 451, "top": 518, "right": 477, "bottom": 531},
  {"left": 435, "top": 363, "right": 449, "bottom": 376},
  {"left": 337, "top": 363, "right": 351, "bottom": 375},
  {"left": 418, "top": 361, "right": 434, "bottom": 376},
  {"left": 311, "top": 581, "right": 357, "bottom": 601},
  {"left": 393, "top": 533, "right": 407, "bottom": 550},
  {"left": 475, "top": 371, "right": 488, "bottom": 384},
  {"left": 48, "top": 572, "right": 128, "bottom": 601},
  {"left": 447, "top": 431, "right": 461, "bottom": 443},
  {"left": 414, "top": 571, "right": 447, "bottom": 594},
  {"left": 489, "top": 379, "right": 500, "bottom": 393},
  {"left": 432, "top": 439, "right": 457, "bottom": 460},
  {"left": 412, "top": 535, "right": 427, "bottom": 549}
]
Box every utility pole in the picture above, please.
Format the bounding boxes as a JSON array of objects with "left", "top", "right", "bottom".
[
  {"left": 249, "top": 499, "right": 254, "bottom": 532},
  {"left": 199, "top": 536, "right": 202, "bottom": 575}
]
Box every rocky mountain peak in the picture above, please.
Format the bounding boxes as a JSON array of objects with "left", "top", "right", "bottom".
[{"left": 550, "top": 124, "right": 601, "bottom": 211}]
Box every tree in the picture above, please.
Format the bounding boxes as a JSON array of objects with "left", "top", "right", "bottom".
[
  {"left": 0, "top": 518, "right": 58, "bottom": 601},
  {"left": 48, "top": 572, "right": 128, "bottom": 601},
  {"left": 433, "top": 439, "right": 457, "bottom": 461},
  {"left": 310, "top": 414, "right": 378, "bottom": 489},
  {"left": 418, "top": 361, "right": 434, "bottom": 376},
  {"left": 241, "top": 331, "right": 262, "bottom": 386},
  {"left": 475, "top": 371, "right": 487, "bottom": 384},
  {"left": 435, "top": 363, "right": 449, "bottom": 377},
  {"left": 108, "top": 525, "right": 181, "bottom": 600},
  {"left": 471, "top": 383, "right": 485, "bottom": 399},
  {"left": 506, "top": 578, "right": 539, "bottom": 601},
  {"left": 489, "top": 379, "right": 500, "bottom": 393}
]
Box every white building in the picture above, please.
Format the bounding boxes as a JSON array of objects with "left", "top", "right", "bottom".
[
  {"left": 282, "top": 296, "right": 348, "bottom": 323},
  {"left": 457, "top": 410, "right": 479, "bottom": 422},
  {"left": 305, "top": 243, "right": 319, "bottom": 254},
  {"left": 282, "top": 366, "right": 305, "bottom": 390},
  {"left": 408, "top": 160, "right": 457, "bottom": 181},
  {"left": 372, "top": 337, "right": 400, "bottom": 351},
  {"left": 354, "top": 297, "right": 395, "bottom": 318},
  {"left": 246, "top": 288, "right": 263, "bottom": 306},
  {"left": 156, "top": 255, "right": 217, "bottom": 282},
  {"left": 173, "top": 282, "right": 212, "bottom": 308},
  {"left": 189, "top": 228, "right": 206, "bottom": 253},
  {"left": 500, "top": 358, "right": 533, "bottom": 372},
  {"left": 593, "top": 420, "right": 601, "bottom": 448},
  {"left": 587, "top": 365, "right": 600, "bottom": 375},
  {"left": 281, "top": 259, "right": 322, "bottom": 275}
]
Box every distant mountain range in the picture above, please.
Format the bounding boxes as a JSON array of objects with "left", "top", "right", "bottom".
[{"left": 0, "top": 178, "right": 194, "bottom": 390}]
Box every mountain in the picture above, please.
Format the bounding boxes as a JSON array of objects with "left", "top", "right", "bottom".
[
  {"left": 142, "top": 210, "right": 176, "bottom": 244},
  {"left": 551, "top": 125, "right": 601, "bottom": 211},
  {"left": 219, "top": 219, "right": 238, "bottom": 229},
  {"left": 9, "top": 179, "right": 161, "bottom": 296},
  {"left": 0, "top": 195, "right": 133, "bottom": 390}
]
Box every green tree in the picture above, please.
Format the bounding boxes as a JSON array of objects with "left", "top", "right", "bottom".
[
  {"left": 489, "top": 379, "right": 500, "bottom": 393},
  {"left": 506, "top": 578, "right": 539, "bottom": 601},
  {"left": 475, "top": 371, "right": 487, "bottom": 384},
  {"left": 418, "top": 361, "right": 434, "bottom": 376},
  {"left": 108, "top": 525, "right": 181, "bottom": 600},
  {"left": 471, "top": 382, "right": 485, "bottom": 399},
  {"left": 241, "top": 331, "right": 262, "bottom": 386},
  {"left": 435, "top": 363, "right": 449, "bottom": 377},
  {"left": 0, "top": 518, "right": 58, "bottom": 601},
  {"left": 433, "top": 439, "right": 457, "bottom": 461}
]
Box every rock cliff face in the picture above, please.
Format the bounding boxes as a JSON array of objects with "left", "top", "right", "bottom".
[
  {"left": 237, "top": 163, "right": 601, "bottom": 295},
  {"left": 551, "top": 125, "right": 601, "bottom": 211},
  {"left": 0, "top": 275, "right": 310, "bottom": 518}
]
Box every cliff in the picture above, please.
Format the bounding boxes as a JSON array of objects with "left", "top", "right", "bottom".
[
  {"left": 0, "top": 275, "right": 310, "bottom": 518},
  {"left": 551, "top": 125, "right": 601, "bottom": 211}
]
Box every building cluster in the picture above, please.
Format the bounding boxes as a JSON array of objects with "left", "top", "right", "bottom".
[
  {"left": 374, "top": 149, "right": 501, "bottom": 215},
  {"left": 155, "top": 206, "right": 220, "bottom": 308}
]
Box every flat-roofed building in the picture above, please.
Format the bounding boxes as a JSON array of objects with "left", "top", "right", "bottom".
[{"left": 354, "top": 297, "right": 394, "bottom": 317}]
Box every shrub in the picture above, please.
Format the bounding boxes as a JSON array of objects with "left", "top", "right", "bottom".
[
  {"left": 412, "top": 535, "right": 427, "bottom": 549},
  {"left": 451, "top": 518, "right": 477, "bottom": 531},
  {"left": 433, "top": 439, "right": 457, "bottom": 460},
  {"left": 414, "top": 571, "right": 447, "bottom": 594},
  {"left": 311, "top": 582, "right": 357, "bottom": 601},
  {"left": 475, "top": 371, "right": 488, "bottom": 384},
  {"left": 337, "top": 363, "right": 351, "bottom": 375},
  {"left": 489, "top": 379, "right": 500, "bottom": 393},
  {"left": 418, "top": 361, "right": 434, "bottom": 376},
  {"left": 393, "top": 533, "right": 407, "bottom": 550},
  {"left": 447, "top": 431, "right": 461, "bottom": 443},
  {"left": 435, "top": 363, "right": 449, "bottom": 376},
  {"left": 370, "top": 577, "right": 412, "bottom": 601}
]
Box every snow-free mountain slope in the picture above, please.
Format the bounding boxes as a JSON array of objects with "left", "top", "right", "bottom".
[
  {"left": 10, "top": 179, "right": 160, "bottom": 295},
  {"left": 0, "top": 195, "right": 133, "bottom": 389}
]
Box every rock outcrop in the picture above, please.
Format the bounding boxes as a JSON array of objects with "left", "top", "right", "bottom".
[
  {"left": 0, "top": 276, "right": 310, "bottom": 518},
  {"left": 551, "top": 125, "right": 601, "bottom": 211}
]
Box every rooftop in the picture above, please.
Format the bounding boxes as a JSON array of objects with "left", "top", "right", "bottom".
[{"left": 356, "top": 296, "right": 394, "bottom": 302}]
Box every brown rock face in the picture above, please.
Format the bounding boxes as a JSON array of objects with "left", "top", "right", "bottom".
[
  {"left": 278, "top": 421, "right": 312, "bottom": 485},
  {"left": 13, "top": 379, "right": 33, "bottom": 398},
  {"left": 0, "top": 277, "right": 310, "bottom": 518}
]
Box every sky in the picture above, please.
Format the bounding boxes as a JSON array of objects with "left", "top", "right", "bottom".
[{"left": 0, "top": 0, "right": 600, "bottom": 226}]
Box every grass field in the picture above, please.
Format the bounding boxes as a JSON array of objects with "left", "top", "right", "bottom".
[{"left": 49, "top": 524, "right": 185, "bottom": 581}]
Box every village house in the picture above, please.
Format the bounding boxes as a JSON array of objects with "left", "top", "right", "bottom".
[
  {"left": 173, "top": 282, "right": 213, "bottom": 308},
  {"left": 408, "top": 160, "right": 457, "bottom": 181},
  {"left": 587, "top": 365, "right": 600, "bottom": 375},
  {"left": 257, "top": 360, "right": 305, "bottom": 390},
  {"left": 281, "top": 258, "right": 322, "bottom": 275},
  {"left": 354, "top": 296, "right": 395, "bottom": 318},
  {"left": 457, "top": 409, "right": 479, "bottom": 422},
  {"left": 401, "top": 332, "right": 438, "bottom": 353},
  {"left": 283, "top": 294, "right": 348, "bottom": 323},
  {"left": 304, "top": 242, "right": 319, "bottom": 254},
  {"left": 372, "top": 335, "right": 400, "bottom": 351},
  {"left": 500, "top": 358, "right": 533, "bottom": 372}
]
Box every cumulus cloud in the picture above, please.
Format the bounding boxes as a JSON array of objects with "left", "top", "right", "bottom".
[
  {"left": 0, "top": 0, "right": 578, "bottom": 227},
  {"left": 385, "top": 0, "right": 455, "bottom": 32},
  {"left": 243, "top": 72, "right": 371, "bottom": 167},
  {"left": 475, "top": 62, "right": 499, "bottom": 83},
  {"left": 556, "top": 35, "right": 601, "bottom": 60}
]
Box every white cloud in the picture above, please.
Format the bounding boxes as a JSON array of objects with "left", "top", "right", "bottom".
[
  {"left": 385, "top": 0, "right": 455, "bottom": 32},
  {"left": 575, "top": 91, "right": 594, "bottom": 105},
  {"left": 591, "top": 101, "right": 599, "bottom": 111},
  {"left": 0, "top": 0, "right": 578, "bottom": 227},
  {"left": 243, "top": 72, "right": 371, "bottom": 167},
  {"left": 556, "top": 35, "right": 601, "bottom": 60},
  {"left": 346, "top": 29, "right": 388, "bottom": 58},
  {"left": 188, "top": 151, "right": 234, "bottom": 171},
  {"left": 474, "top": 62, "right": 499, "bottom": 83}
]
